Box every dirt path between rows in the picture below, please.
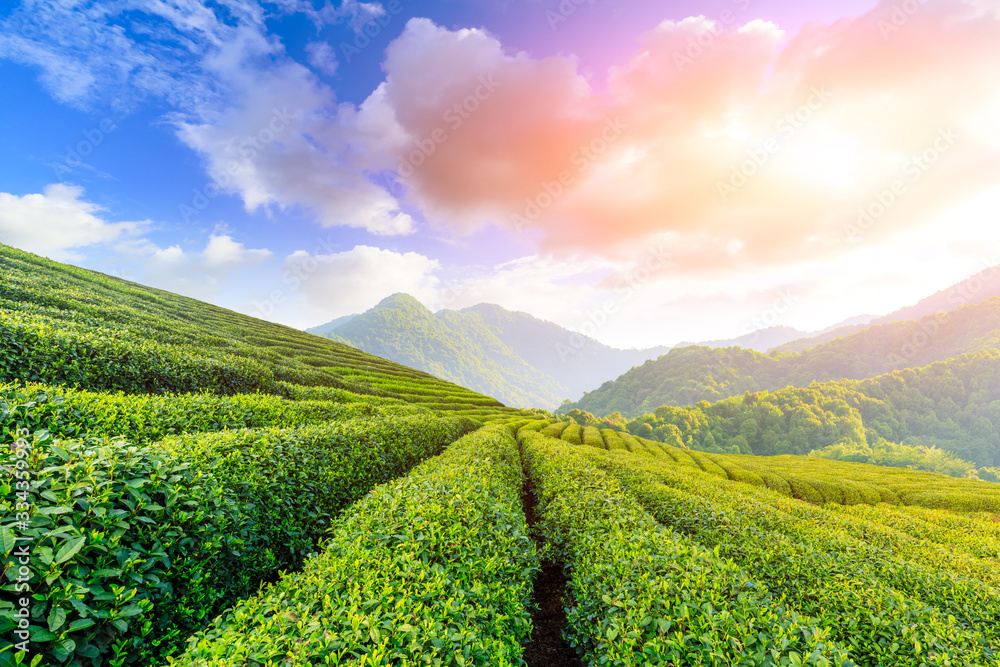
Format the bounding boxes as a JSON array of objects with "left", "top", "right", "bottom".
[{"left": 521, "top": 482, "right": 585, "bottom": 667}]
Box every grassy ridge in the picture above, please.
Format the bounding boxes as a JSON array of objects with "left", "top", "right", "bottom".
[{"left": 0, "top": 244, "right": 503, "bottom": 410}]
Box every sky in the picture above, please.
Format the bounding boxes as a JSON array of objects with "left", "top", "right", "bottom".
[{"left": 1, "top": 0, "right": 999, "bottom": 349}]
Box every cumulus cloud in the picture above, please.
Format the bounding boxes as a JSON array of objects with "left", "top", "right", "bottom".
[
  {"left": 346, "top": 4, "right": 1000, "bottom": 275},
  {"left": 167, "top": 15, "right": 605, "bottom": 238},
  {"left": 0, "top": 184, "right": 272, "bottom": 305},
  {"left": 201, "top": 233, "right": 273, "bottom": 271},
  {"left": 426, "top": 254, "right": 615, "bottom": 317},
  {"left": 0, "top": 184, "right": 145, "bottom": 261},
  {"left": 6, "top": 0, "right": 1000, "bottom": 345},
  {"left": 1, "top": 0, "right": 414, "bottom": 236},
  {"left": 174, "top": 62, "right": 415, "bottom": 235},
  {"left": 372, "top": 18, "right": 604, "bottom": 231},
  {"left": 139, "top": 233, "right": 273, "bottom": 301},
  {"left": 282, "top": 245, "right": 441, "bottom": 322}
]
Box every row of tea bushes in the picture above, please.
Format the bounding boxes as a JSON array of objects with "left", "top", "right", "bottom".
[
  {"left": 586, "top": 448, "right": 1000, "bottom": 666},
  {"left": 0, "top": 382, "right": 419, "bottom": 446},
  {"left": 1, "top": 415, "right": 475, "bottom": 665},
  {"left": 172, "top": 424, "right": 538, "bottom": 666},
  {"left": 519, "top": 431, "right": 849, "bottom": 667}
]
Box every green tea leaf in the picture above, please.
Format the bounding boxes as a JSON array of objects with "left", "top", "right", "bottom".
[{"left": 54, "top": 536, "right": 85, "bottom": 564}]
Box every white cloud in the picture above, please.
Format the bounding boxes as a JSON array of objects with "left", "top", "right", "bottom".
[
  {"left": 201, "top": 233, "right": 273, "bottom": 271},
  {"left": 0, "top": 184, "right": 272, "bottom": 306},
  {"left": 321, "top": 0, "right": 387, "bottom": 32},
  {"left": 277, "top": 245, "right": 440, "bottom": 324},
  {"left": 174, "top": 62, "right": 416, "bottom": 235},
  {"left": 430, "top": 254, "right": 613, "bottom": 317},
  {"left": 0, "top": 0, "right": 266, "bottom": 113},
  {"left": 305, "top": 41, "right": 338, "bottom": 76},
  {"left": 0, "top": 184, "right": 145, "bottom": 261},
  {"left": 273, "top": 0, "right": 386, "bottom": 32},
  {"left": 138, "top": 233, "right": 273, "bottom": 301}
]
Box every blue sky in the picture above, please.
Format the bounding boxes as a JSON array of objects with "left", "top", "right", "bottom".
[{"left": 2, "top": 0, "right": 999, "bottom": 348}]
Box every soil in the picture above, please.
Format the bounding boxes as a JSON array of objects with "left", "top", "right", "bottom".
[{"left": 521, "top": 483, "right": 586, "bottom": 667}]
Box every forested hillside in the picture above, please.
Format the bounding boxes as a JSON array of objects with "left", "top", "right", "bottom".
[
  {"left": 322, "top": 293, "right": 562, "bottom": 408},
  {"left": 316, "top": 294, "right": 670, "bottom": 408},
  {"left": 565, "top": 349, "right": 1000, "bottom": 471},
  {"left": 565, "top": 297, "right": 1000, "bottom": 418}
]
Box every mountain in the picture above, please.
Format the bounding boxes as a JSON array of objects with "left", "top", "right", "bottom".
[
  {"left": 323, "top": 293, "right": 562, "bottom": 408},
  {"left": 305, "top": 313, "right": 357, "bottom": 336},
  {"left": 562, "top": 297, "right": 1000, "bottom": 418},
  {"left": 677, "top": 316, "right": 875, "bottom": 353},
  {"left": 777, "top": 265, "right": 1000, "bottom": 353},
  {"left": 682, "top": 326, "right": 807, "bottom": 352},
  {"left": 457, "top": 302, "right": 670, "bottom": 397},
  {"left": 310, "top": 295, "right": 670, "bottom": 409}
]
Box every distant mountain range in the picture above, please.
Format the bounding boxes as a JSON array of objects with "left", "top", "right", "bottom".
[
  {"left": 681, "top": 315, "right": 876, "bottom": 352},
  {"left": 308, "top": 294, "right": 670, "bottom": 409},
  {"left": 306, "top": 265, "right": 1000, "bottom": 410},
  {"left": 563, "top": 296, "right": 1000, "bottom": 418},
  {"left": 775, "top": 265, "right": 1000, "bottom": 353}
]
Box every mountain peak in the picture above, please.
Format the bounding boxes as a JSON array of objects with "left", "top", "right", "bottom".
[{"left": 374, "top": 293, "right": 431, "bottom": 312}]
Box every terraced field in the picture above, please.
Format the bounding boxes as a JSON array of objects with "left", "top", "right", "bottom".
[
  {"left": 0, "top": 245, "right": 517, "bottom": 416},
  {"left": 521, "top": 426, "right": 1000, "bottom": 666},
  {"left": 3, "top": 244, "right": 1000, "bottom": 666}
]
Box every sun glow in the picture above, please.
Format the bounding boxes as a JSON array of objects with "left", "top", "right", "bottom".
[{"left": 785, "top": 134, "right": 861, "bottom": 190}]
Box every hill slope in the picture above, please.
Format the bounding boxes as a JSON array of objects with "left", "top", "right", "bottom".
[
  {"left": 0, "top": 244, "right": 509, "bottom": 411},
  {"left": 0, "top": 242, "right": 538, "bottom": 666},
  {"left": 684, "top": 315, "right": 874, "bottom": 352},
  {"left": 597, "top": 349, "right": 1000, "bottom": 467},
  {"left": 778, "top": 264, "right": 1000, "bottom": 352},
  {"left": 564, "top": 297, "right": 1000, "bottom": 418},
  {"left": 314, "top": 295, "right": 670, "bottom": 408}
]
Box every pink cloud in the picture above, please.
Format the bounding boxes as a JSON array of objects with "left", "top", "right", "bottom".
[
  {"left": 362, "top": 3, "right": 1000, "bottom": 273},
  {"left": 375, "top": 18, "right": 605, "bottom": 230}
]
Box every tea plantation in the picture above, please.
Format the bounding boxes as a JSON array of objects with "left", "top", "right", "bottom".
[{"left": 3, "top": 243, "right": 1000, "bottom": 666}]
